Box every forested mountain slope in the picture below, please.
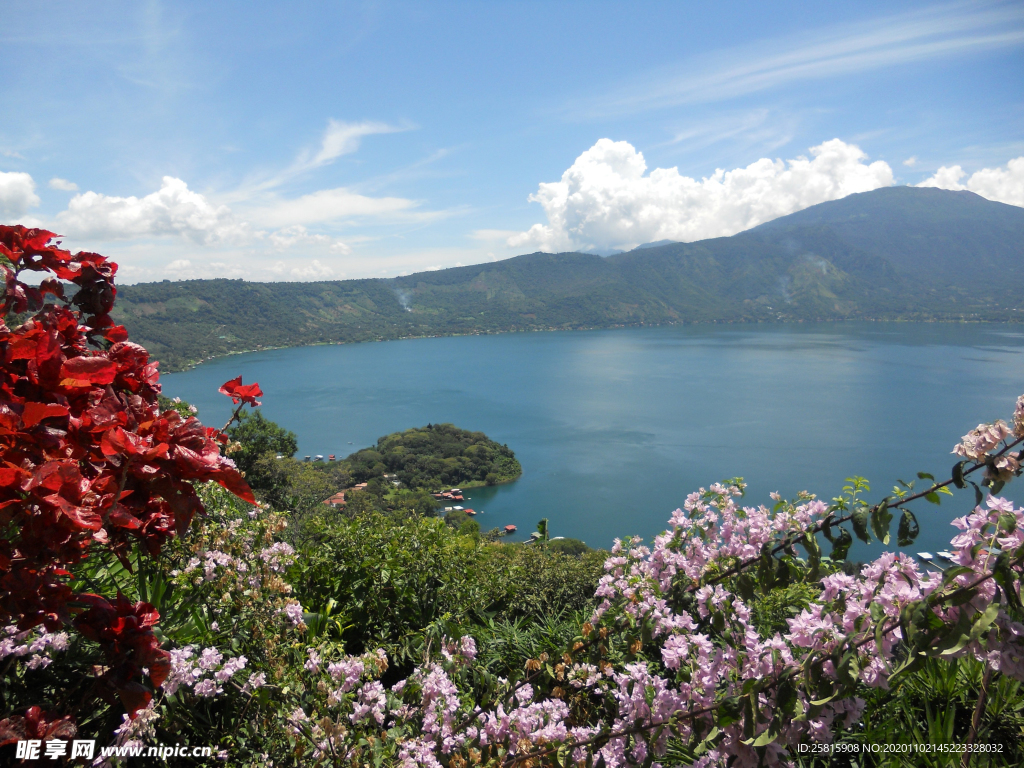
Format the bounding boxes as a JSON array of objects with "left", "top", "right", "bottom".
[{"left": 113, "top": 187, "right": 1024, "bottom": 370}]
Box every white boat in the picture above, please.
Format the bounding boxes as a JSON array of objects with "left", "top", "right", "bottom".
[
  {"left": 937, "top": 551, "right": 955, "bottom": 561},
  {"left": 917, "top": 552, "right": 935, "bottom": 561}
]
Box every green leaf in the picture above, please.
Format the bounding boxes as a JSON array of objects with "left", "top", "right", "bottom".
[
  {"left": 993, "top": 554, "right": 1023, "bottom": 612},
  {"left": 748, "top": 718, "right": 782, "bottom": 747},
  {"left": 897, "top": 510, "right": 920, "bottom": 547},
  {"left": 735, "top": 573, "right": 755, "bottom": 603},
  {"left": 836, "top": 652, "right": 860, "bottom": 687},
  {"left": 998, "top": 513, "right": 1017, "bottom": 534},
  {"left": 969, "top": 601, "right": 1001, "bottom": 643},
  {"left": 871, "top": 501, "right": 893, "bottom": 545},
  {"left": 741, "top": 696, "right": 755, "bottom": 741},
  {"left": 830, "top": 527, "right": 853, "bottom": 561},
  {"left": 757, "top": 549, "right": 776, "bottom": 594},
  {"left": 716, "top": 696, "right": 742, "bottom": 729},
  {"left": 775, "top": 557, "right": 792, "bottom": 589},
  {"left": 821, "top": 519, "right": 834, "bottom": 543},
  {"left": 941, "top": 566, "right": 973, "bottom": 585},
  {"left": 925, "top": 492, "right": 941, "bottom": 505},
  {"left": 952, "top": 461, "right": 967, "bottom": 489},
  {"left": 971, "top": 481, "right": 984, "bottom": 506},
  {"left": 810, "top": 691, "right": 838, "bottom": 706},
  {"left": 917, "top": 472, "right": 935, "bottom": 481},
  {"left": 776, "top": 678, "right": 798, "bottom": 719},
  {"left": 851, "top": 508, "right": 871, "bottom": 544}
]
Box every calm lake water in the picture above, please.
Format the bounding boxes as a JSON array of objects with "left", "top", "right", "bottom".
[{"left": 163, "top": 323, "right": 1024, "bottom": 561}]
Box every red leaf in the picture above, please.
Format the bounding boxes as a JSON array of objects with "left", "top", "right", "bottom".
[
  {"left": 21, "top": 402, "right": 70, "bottom": 428},
  {"left": 0, "top": 464, "right": 28, "bottom": 488},
  {"left": 107, "top": 504, "right": 141, "bottom": 530},
  {"left": 103, "top": 324, "right": 129, "bottom": 343},
  {"left": 215, "top": 469, "right": 256, "bottom": 505},
  {"left": 53, "top": 497, "right": 103, "bottom": 531},
  {"left": 117, "top": 684, "right": 152, "bottom": 716},
  {"left": 60, "top": 355, "right": 117, "bottom": 386}
]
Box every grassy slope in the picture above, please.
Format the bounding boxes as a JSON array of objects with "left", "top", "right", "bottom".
[{"left": 113, "top": 187, "right": 1024, "bottom": 371}]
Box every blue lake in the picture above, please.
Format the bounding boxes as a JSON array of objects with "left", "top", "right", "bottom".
[{"left": 162, "top": 323, "right": 1024, "bottom": 561}]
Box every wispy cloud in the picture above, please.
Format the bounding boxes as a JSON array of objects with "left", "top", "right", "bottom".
[
  {"left": 245, "top": 187, "right": 421, "bottom": 229},
  {"left": 570, "top": 1, "right": 1024, "bottom": 117},
  {"left": 303, "top": 119, "right": 407, "bottom": 170},
  {"left": 222, "top": 118, "right": 413, "bottom": 202}
]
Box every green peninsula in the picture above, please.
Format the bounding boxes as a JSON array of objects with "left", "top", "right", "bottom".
[{"left": 222, "top": 414, "right": 520, "bottom": 522}]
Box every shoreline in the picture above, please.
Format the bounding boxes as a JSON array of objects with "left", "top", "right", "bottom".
[{"left": 160, "top": 316, "right": 1024, "bottom": 373}]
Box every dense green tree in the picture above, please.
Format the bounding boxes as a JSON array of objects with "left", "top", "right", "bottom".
[
  {"left": 345, "top": 423, "right": 521, "bottom": 491},
  {"left": 225, "top": 409, "right": 298, "bottom": 480}
]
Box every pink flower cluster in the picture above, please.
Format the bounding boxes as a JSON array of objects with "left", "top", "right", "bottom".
[
  {"left": 162, "top": 644, "right": 248, "bottom": 697},
  {"left": 954, "top": 420, "right": 1011, "bottom": 461},
  {"left": 0, "top": 623, "right": 69, "bottom": 670}
]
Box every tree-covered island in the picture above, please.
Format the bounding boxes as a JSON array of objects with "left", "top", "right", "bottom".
[{"left": 217, "top": 411, "right": 522, "bottom": 526}]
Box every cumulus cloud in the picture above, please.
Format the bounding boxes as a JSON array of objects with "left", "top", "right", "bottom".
[
  {"left": 48, "top": 177, "right": 79, "bottom": 191},
  {"left": 56, "top": 176, "right": 249, "bottom": 244},
  {"left": 509, "top": 138, "right": 894, "bottom": 252},
  {"left": 288, "top": 259, "right": 335, "bottom": 280},
  {"left": 268, "top": 225, "right": 351, "bottom": 255},
  {"left": 917, "top": 157, "right": 1024, "bottom": 207},
  {"left": 0, "top": 171, "right": 41, "bottom": 220},
  {"left": 903, "top": 156, "right": 918, "bottom": 167}
]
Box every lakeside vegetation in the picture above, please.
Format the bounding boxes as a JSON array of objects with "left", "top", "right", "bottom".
[{"left": 114, "top": 187, "right": 1024, "bottom": 371}]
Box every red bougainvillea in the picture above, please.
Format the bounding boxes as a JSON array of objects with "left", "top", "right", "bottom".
[
  {"left": 0, "top": 225, "right": 255, "bottom": 716},
  {"left": 218, "top": 375, "right": 263, "bottom": 407}
]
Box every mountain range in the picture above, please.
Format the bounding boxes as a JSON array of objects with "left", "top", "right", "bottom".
[{"left": 112, "top": 186, "right": 1024, "bottom": 371}]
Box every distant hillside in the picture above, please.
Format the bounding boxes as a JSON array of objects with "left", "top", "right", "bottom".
[{"left": 113, "top": 187, "right": 1024, "bottom": 371}]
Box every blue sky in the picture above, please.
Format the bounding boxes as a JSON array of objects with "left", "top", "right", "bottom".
[{"left": 1, "top": 0, "right": 1022, "bottom": 282}]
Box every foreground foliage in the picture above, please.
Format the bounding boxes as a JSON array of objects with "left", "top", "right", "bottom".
[{"left": 0, "top": 226, "right": 255, "bottom": 744}]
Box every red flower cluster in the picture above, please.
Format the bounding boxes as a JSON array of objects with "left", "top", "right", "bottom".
[
  {"left": 0, "top": 226, "right": 255, "bottom": 717},
  {"left": 219, "top": 375, "right": 263, "bottom": 407}
]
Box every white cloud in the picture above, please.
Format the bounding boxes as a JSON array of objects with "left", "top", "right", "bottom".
[
  {"left": 48, "top": 177, "right": 79, "bottom": 191},
  {"left": 0, "top": 171, "right": 41, "bottom": 220},
  {"left": 288, "top": 259, "right": 336, "bottom": 280},
  {"left": 917, "top": 157, "right": 1024, "bottom": 207},
  {"left": 311, "top": 120, "right": 403, "bottom": 167},
  {"left": 576, "top": 4, "right": 1024, "bottom": 117},
  {"left": 249, "top": 187, "right": 418, "bottom": 228},
  {"left": 268, "top": 224, "right": 351, "bottom": 255},
  {"left": 164, "top": 259, "right": 196, "bottom": 278},
  {"left": 510, "top": 138, "right": 894, "bottom": 252},
  {"left": 56, "top": 176, "right": 249, "bottom": 244},
  {"left": 903, "top": 156, "right": 918, "bottom": 167}
]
